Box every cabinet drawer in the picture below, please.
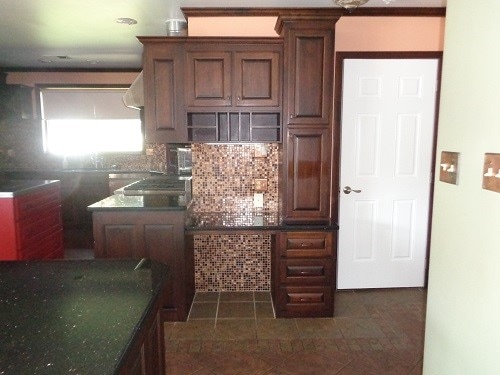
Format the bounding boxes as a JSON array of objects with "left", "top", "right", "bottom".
[
  {"left": 20, "top": 229, "right": 63, "bottom": 260},
  {"left": 280, "top": 259, "right": 333, "bottom": 285},
  {"left": 277, "top": 286, "right": 332, "bottom": 317},
  {"left": 279, "top": 232, "right": 334, "bottom": 258},
  {"left": 16, "top": 206, "right": 62, "bottom": 248},
  {"left": 14, "top": 185, "right": 61, "bottom": 220}
]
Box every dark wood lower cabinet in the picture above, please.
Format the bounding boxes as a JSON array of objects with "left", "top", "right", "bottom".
[
  {"left": 273, "top": 231, "right": 336, "bottom": 318},
  {"left": 92, "top": 210, "right": 194, "bottom": 321},
  {"left": 120, "top": 308, "right": 164, "bottom": 375}
]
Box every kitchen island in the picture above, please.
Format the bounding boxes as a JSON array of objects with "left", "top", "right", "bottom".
[
  {"left": 88, "top": 195, "right": 193, "bottom": 322},
  {"left": 0, "top": 258, "right": 169, "bottom": 374},
  {"left": 0, "top": 179, "right": 63, "bottom": 260}
]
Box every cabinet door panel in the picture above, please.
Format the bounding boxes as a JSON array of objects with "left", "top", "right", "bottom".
[
  {"left": 103, "top": 224, "right": 137, "bottom": 258},
  {"left": 285, "top": 128, "right": 331, "bottom": 221},
  {"left": 153, "top": 59, "right": 176, "bottom": 131},
  {"left": 286, "top": 29, "right": 333, "bottom": 125},
  {"left": 234, "top": 51, "right": 280, "bottom": 107},
  {"left": 144, "top": 224, "right": 175, "bottom": 264},
  {"left": 186, "top": 52, "right": 231, "bottom": 107},
  {"left": 142, "top": 43, "right": 187, "bottom": 143}
]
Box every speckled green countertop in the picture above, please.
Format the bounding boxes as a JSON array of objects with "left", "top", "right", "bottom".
[
  {"left": 0, "top": 259, "right": 170, "bottom": 374},
  {"left": 87, "top": 194, "right": 190, "bottom": 211}
]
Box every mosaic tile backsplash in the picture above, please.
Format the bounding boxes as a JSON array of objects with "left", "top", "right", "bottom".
[
  {"left": 191, "top": 143, "right": 279, "bottom": 213},
  {"left": 191, "top": 143, "right": 279, "bottom": 292},
  {"left": 194, "top": 234, "right": 271, "bottom": 292}
]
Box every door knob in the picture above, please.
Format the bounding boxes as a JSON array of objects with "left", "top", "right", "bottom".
[{"left": 343, "top": 186, "right": 361, "bottom": 194}]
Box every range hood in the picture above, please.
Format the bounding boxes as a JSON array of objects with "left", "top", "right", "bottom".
[{"left": 123, "top": 71, "right": 143, "bottom": 109}]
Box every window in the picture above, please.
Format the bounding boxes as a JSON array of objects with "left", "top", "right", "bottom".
[{"left": 40, "top": 87, "right": 143, "bottom": 156}]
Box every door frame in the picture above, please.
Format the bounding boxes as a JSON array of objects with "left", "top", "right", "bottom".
[{"left": 332, "top": 51, "right": 443, "bottom": 287}]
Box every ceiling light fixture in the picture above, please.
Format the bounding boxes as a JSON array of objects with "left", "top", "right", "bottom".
[
  {"left": 116, "top": 17, "right": 137, "bottom": 25},
  {"left": 333, "top": 0, "right": 370, "bottom": 10}
]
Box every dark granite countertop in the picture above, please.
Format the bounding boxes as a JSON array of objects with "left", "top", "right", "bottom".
[
  {"left": 88, "top": 194, "right": 190, "bottom": 211},
  {"left": 0, "top": 258, "right": 170, "bottom": 374},
  {"left": 185, "top": 210, "right": 339, "bottom": 232},
  {"left": 0, "top": 168, "right": 152, "bottom": 175},
  {"left": 0, "top": 179, "right": 60, "bottom": 198}
]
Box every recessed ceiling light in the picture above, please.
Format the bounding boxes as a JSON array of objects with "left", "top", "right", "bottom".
[
  {"left": 116, "top": 17, "right": 137, "bottom": 25},
  {"left": 38, "top": 59, "right": 53, "bottom": 63}
]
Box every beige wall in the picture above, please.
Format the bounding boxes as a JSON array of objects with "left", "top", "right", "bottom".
[
  {"left": 188, "top": 16, "right": 445, "bottom": 51},
  {"left": 335, "top": 17, "right": 444, "bottom": 51},
  {"left": 423, "top": 0, "right": 500, "bottom": 373}
]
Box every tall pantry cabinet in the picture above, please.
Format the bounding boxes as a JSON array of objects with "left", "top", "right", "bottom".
[
  {"left": 273, "top": 15, "right": 340, "bottom": 318},
  {"left": 277, "top": 16, "right": 339, "bottom": 223}
]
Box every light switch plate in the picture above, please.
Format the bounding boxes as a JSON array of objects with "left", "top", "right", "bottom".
[
  {"left": 482, "top": 153, "right": 500, "bottom": 193},
  {"left": 439, "top": 151, "right": 460, "bottom": 185}
]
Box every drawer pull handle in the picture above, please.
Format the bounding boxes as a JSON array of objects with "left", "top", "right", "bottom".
[
  {"left": 300, "top": 298, "right": 309, "bottom": 302},
  {"left": 300, "top": 242, "right": 313, "bottom": 247},
  {"left": 300, "top": 271, "right": 311, "bottom": 275}
]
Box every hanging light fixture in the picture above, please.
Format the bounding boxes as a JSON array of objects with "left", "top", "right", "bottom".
[{"left": 333, "top": 0, "right": 370, "bottom": 9}]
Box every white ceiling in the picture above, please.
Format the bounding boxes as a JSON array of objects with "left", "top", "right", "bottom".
[{"left": 0, "top": 0, "right": 446, "bottom": 70}]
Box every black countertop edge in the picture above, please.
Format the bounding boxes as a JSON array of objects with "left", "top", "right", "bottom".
[
  {"left": 185, "top": 223, "right": 339, "bottom": 233},
  {"left": 185, "top": 211, "right": 339, "bottom": 232},
  {"left": 0, "top": 179, "right": 60, "bottom": 198}
]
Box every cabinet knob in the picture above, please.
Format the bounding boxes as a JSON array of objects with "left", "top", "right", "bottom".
[
  {"left": 226, "top": 96, "right": 231, "bottom": 101},
  {"left": 290, "top": 114, "right": 295, "bottom": 119},
  {"left": 237, "top": 96, "right": 241, "bottom": 101}
]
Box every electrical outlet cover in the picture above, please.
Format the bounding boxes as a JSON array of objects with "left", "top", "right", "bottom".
[{"left": 253, "top": 193, "right": 264, "bottom": 208}]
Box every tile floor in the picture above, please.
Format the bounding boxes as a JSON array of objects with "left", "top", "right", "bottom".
[{"left": 164, "top": 289, "right": 426, "bottom": 374}]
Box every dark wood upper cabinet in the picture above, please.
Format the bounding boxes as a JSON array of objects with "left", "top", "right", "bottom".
[
  {"left": 233, "top": 51, "right": 281, "bottom": 107},
  {"left": 285, "top": 127, "right": 331, "bottom": 221},
  {"left": 186, "top": 51, "right": 232, "bottom": 107},
  {"left": 285, "top": 27, "right": 334, "bottom": 125},
  {"left": 186, "top": 45, "right": 282, "bottom": 109},
  {"left": 140, "top": 39, "right": 187, "bottom": 143}
]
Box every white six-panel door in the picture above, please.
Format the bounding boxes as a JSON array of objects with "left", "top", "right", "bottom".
[{"left": 338, "top": 59, "right": 439, "bottom": 289}]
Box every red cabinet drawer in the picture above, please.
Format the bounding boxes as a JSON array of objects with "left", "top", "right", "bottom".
[
  {"left": 280, "top": 259, "right": 333, "bottom": 285},
  {"left": 20, "top": 229, "right": 63, "bottom": 260},
  {"left": 14, "top": 184, "right": 61, "bottom": 220},
  {"left": 279, "top": 231, "right": 334, "bottom": 258},
  {"left": 16, "top": 206, "right": 62, "bottom": 248}
]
